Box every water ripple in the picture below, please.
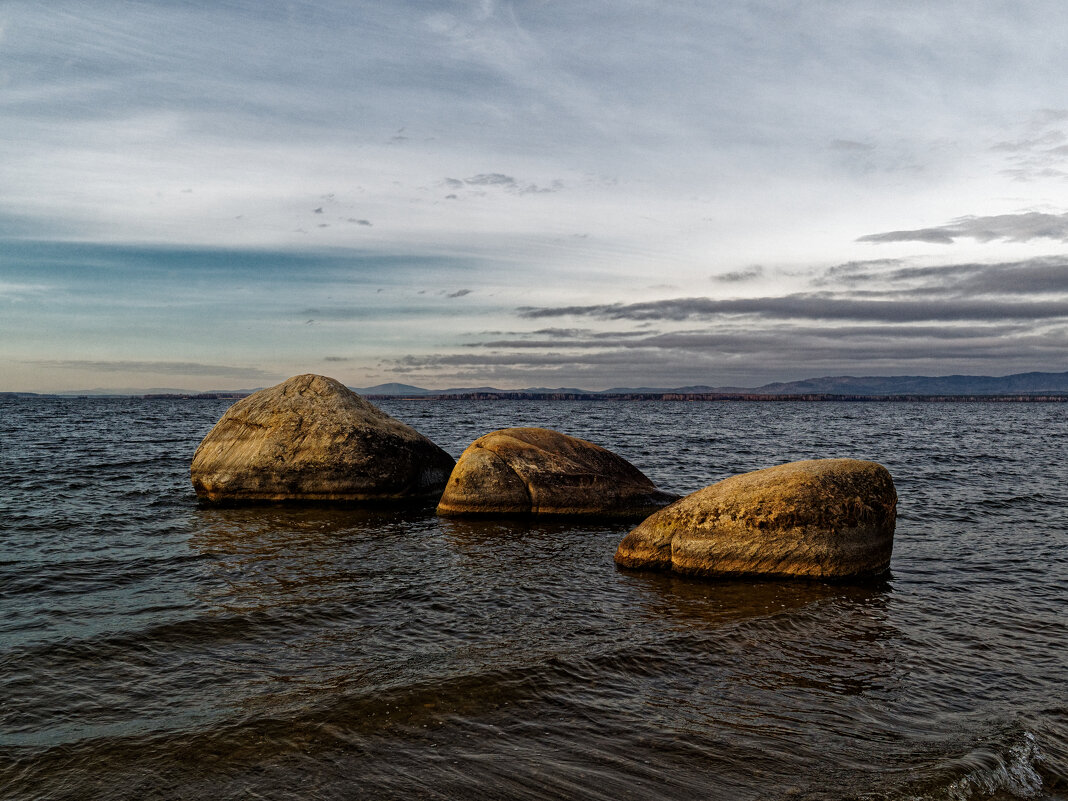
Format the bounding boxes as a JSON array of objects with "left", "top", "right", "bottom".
[{"left": 1, "top": 397, "right": 1065, "bottom": 800}]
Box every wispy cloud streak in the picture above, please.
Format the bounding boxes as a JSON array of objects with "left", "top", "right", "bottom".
[
  {"left": 858, "top": 213, "right": 1068, "bottom": 244},
  {"left": 27, "top": 360, "right": 275, "bottom": 378}
]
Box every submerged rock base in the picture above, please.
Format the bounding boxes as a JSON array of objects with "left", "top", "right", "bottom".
[{"left": 615, "top": 458, "right": 896, "bottom": 579}]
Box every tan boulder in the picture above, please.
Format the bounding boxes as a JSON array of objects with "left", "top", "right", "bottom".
[
  {"left": 191, "top": 374, "right": 455, "bottom": 504},
  {"left": 615, "top": 458, "right": 896, "bottom": 578},
  {"left": 436, "top": 427, "right": 676, "bottom": 518}
]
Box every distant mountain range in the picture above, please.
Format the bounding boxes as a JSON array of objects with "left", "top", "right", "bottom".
[
  {"left": 352, "top": 370, "right": 1068, "bottom": 397},
  {"left": 6, "top": 370, "right": 1068, "bottom": 399}
]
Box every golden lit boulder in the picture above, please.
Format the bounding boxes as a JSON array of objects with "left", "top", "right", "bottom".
[
  {"left": 615, "top": 458, "right": 896, "bottom": 578},
  {"left": 191, "top": 374, "right": 455, "bottom": 505},
  {"left": 437, "top": 427, "right": 676, "bottom": 518}
]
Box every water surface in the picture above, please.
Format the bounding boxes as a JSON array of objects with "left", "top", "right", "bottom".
[{"left": 1, "top": 398, "right": 1065, "bottom": 800}]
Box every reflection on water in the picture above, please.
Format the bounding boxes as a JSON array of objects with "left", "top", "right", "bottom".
[
  {"left": 624, "top": 568, "right": 889, "bottom": 626},
  {"left": 189, "top": 505, "right": 438, "bottom": 610}
]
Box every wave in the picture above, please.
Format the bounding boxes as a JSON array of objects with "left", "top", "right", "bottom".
[{"left": 945, "top": 731, "right": 1044, "bottom": 800}]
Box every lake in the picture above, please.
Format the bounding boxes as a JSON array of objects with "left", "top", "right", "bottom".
[{"left": 1, "top": 397, "right": 1065, "bottom": 800}]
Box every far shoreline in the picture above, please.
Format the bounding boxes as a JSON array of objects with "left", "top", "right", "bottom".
[{"left": 363, "top": 391, "right": 1068, "bottom": 402}]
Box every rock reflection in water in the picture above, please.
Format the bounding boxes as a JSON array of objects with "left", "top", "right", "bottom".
[
  {"left": 625, "top": 569, "right": 902, "bottom": 697},
  {"left": 438, "top": 515, "right": 624, "bottom": 564},
  {"left": 188, "top": 504, "right": 439, "bottom": 611},
  {"left": 627, "top": 569, "right": 894, "bottom": 633}
]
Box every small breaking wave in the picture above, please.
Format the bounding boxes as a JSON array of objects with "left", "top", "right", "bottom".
[{"left": 945, "top": 731, "right": 1044, "bottom": 800}]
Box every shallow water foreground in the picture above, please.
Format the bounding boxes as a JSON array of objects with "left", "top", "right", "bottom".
[{"left": 1, "top": 397, "right": 1065, "bottom": 800}]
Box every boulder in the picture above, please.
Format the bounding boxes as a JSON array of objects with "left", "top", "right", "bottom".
[
  {"left": 191, "top": 374, "right": 455, "bottom": 504},
  {"left": 436, "top": 427, "right": 676, "bottom": 518},
  {"left": 615, "top": 458, "right": 896, "bottom": 579}
]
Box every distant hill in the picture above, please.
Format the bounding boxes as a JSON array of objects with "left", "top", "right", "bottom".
[
  {"left": 749, "top": 371, "right": 1068, "bottom": 396},
  {"left": 349, "top": 383, "right": 434, "bottom": 396},
  {"left": 12, "top": 370, "right": 1068, "bottom": 399},
  {"left": 348, "top": 383, "right": 510, "bottom": 396},
  {"left": 355, "top": 370, "right": 1068, "bottom": 397}
]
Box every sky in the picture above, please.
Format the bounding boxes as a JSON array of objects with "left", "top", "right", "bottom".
[{"left": 3, "top": 0, "right": 1068, "bottom": 392}]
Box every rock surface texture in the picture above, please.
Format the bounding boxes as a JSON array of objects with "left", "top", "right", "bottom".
[
  {"left": 191, "top": 374, "right": 455, "bottom": 504},
  {"left": 615, "top": 458, "right": 896, "bottom": 579},
  {"left": 436, "top": 427, "right": 676, "bottom": 518}
]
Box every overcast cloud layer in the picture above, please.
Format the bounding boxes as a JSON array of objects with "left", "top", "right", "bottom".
[{"left": 3, "top": 1, "right": 1068, "bottom": 391}]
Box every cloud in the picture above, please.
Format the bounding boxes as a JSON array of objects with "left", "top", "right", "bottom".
[
  {"left": 506, "top": 253, "right": 1068, "bottom": 385},
  {"left": 27, "top": 360, "right": 276, "bottom": 378},
  {"left": 712, "top": 266, "right": 763, "bottom": 282},
  {"left": 858, "top": 212, "right": 1068, "bottom": 244},
  {"left": 830, "top": 139, "right": 875, "bottom": 151},
  {"left": 818, "top": 258, "right": 904, "bottom": 282},
  {"left": 990, "top": 112, "right": 1068, "bottom": 181},
  {"left": 531, "top": 327, "right": 591, "bottom": 338},
  {"left": 386, "top": 325, "right": 1068, "bottom": 387},
  {"left": 472, "top": 327, "right": 660, "bottom": 347},
  {"left": 323, "top": 356, "right": 351, "bottom": 362},
  {"left": 446, "top": 288, "right": 472, "bottom": 298},
  {"left": 7, "top": 3, "right": 1068, "bottom": 392},
  {"left": 0, "top": 281, "right": 51, "bottom": 298},
  {"left": 407, "top": 333, "right": 1066, "bottom": 367},
  {"left": 817, "top": 256, "right": 1068, "bottom": 296},
  {"left": 991, "top": 130, "right": 1066, "bottom": 153},
  {"left": 464, "top": 173, "right": 516, "bottom": 187},
  {"left": 408, "top": 252, "right": 1068, "bottom": 387},
  {"left": 464, "top": 323, "right": 1036, "bottom": 352},
  {"left": 518, "top": 295, "right": 1068, "bottom": 323},
  {"left": 1032, "top": 109, "right": 1068, "bottom": 126},
  {"left": 859, "top": 228, "right": 957, "bottom": 245},
  {"left": 442, "top": 174, "right": 563, "bottom": 196}
]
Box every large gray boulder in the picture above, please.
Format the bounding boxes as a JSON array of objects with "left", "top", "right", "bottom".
[
  {"left": 191, "top": 374, "right": 454, "bottom": 504},
  {"left": 615, "top": 458, "right": 896, "bottom": 579},
  {"left": 436, "top": 426, "right": 676, "bottom": 518}
]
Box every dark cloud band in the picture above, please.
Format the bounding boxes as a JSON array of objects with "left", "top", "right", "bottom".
[{"left": 518, "top": 295, "right": 1068, "bottom": 323}]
